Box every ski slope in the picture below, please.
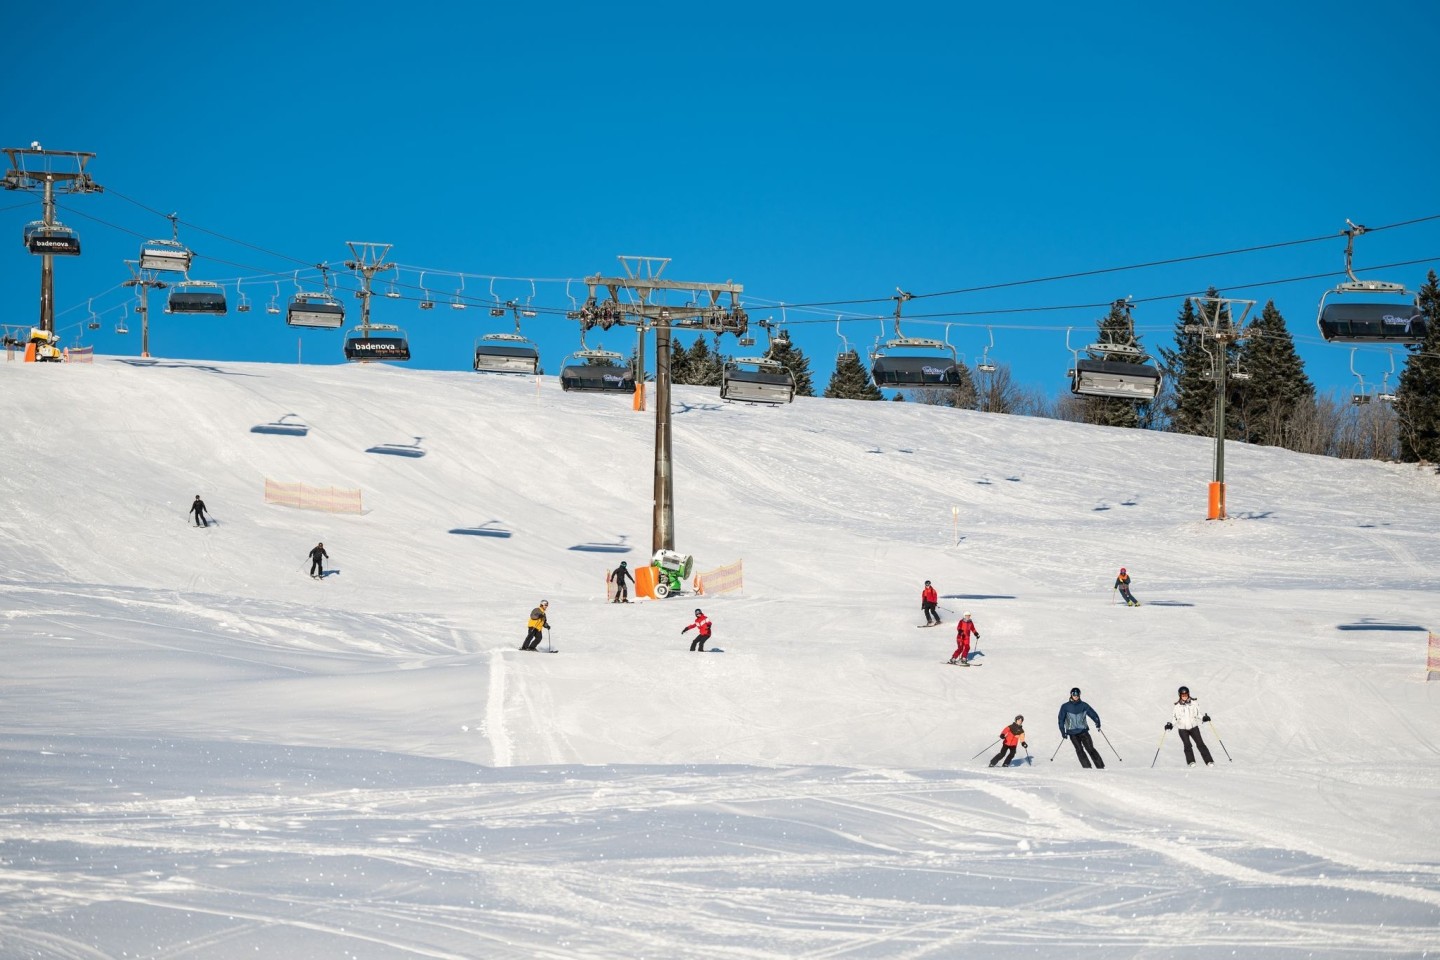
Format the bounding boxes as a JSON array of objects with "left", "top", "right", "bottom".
[{"left": 1, "top": 356, "right": 1438, "bottom": 959}]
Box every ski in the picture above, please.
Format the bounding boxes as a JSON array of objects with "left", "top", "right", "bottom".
[
  {"left": 917, "top": 623, "right": 942, "bottom": 628},
  {"left": 942, "top": 661, "right": 982, "bottom": 666}
]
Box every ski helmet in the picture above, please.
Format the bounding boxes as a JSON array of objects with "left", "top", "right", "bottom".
[
  {"left": 619, "top": 561, "right": 627, "bottom": 567},
  {"left": 540, "top": 600, "right": 549, "bottom": 608},
  {"left": 1120, "top": 567, "right": 1127, "bottom": 574},
  {"left": 1070, "top": 687, "right": 1081, "bottom": 698},
  {"left": 963, "top": 611, "right": 972, "bottom": 619},
  {"left": 1178, "top": 685, "right": 1190, "bottom": 696},
  {"left": 694, "top": 608, "right": 703, "bottom": 615},
  {"left": 1015, "top": 715, "right": 1024, "bottom": 722},
  {"left": 924, "top": 580, "right": 931, "bottom": 585}
]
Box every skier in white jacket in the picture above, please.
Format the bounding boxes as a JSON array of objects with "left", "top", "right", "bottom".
[{"left": 1164, "top": 685, "right": 1215, "bottom": 766}]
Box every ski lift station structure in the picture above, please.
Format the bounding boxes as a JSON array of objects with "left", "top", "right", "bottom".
[
  {"left": 1066, "top": 300, "right": 1162, "bottom": 401},
  {"left": 1316, "top": 221, "right": 1427, "bottom": 345},
  {"left": 870, "top": 290, "right": 962, "bottom": 386}
]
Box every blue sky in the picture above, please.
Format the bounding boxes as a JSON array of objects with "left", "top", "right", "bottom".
[{"left": 5, "top": 0, "right": 1438, "bottom": 400}]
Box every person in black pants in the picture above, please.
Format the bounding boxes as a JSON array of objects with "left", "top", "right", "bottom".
[
  {"left": 610, "top": 561, "right": 635, "bottom": 603},
  {"left": 308, "top": 542, "right": 328, "bottom": 578},
  {"left": 189, "top": 495, "right": 209, "bottom": 527},
  {"left": 682, "top": 609, "right": 713, "bottom": 651},
  {"left": 1058, "top": 687, "right": 1105, "bottom": 769}
]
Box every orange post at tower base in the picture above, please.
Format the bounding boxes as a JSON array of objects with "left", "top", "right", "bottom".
[{"left": 1208, "top": 481, "right": 1227, "bottom": 520}]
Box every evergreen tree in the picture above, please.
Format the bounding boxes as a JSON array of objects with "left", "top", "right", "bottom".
[
  {"left": 1080, "top": 300, "right": 1150, "bottom": 428},
  {"left": 823, "top": 349, "right": 884, "bottom": 401},
  {"left": 667, "top": 337, "right": 694, "bottom": 384},
  {"left": 1234, "top": 300, "right": 1315, "bottom": 449},
  {"left": 683, "top": 336, "right": 725, "bottom": 387},
  {"left": 1395, "top": 270, "right": 1440, "bottom": 464},
  {"left": 1158, "top": 293, "right": 1223, "bottom": 436},
  {"left": 766, "top": 338, "right": 816, "bottom": 397}
]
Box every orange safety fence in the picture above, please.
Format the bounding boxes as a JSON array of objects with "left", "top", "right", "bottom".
[
  {"left": 1428, "top": 631, "right": 1440, "bottom": 682},
  {"left": 694, "top": 559, "right": 743, "bottom": 596},
  {"left": 264, "top": 478, "right": 363, "bottom": 514},
  {"left": 65, "top": 346, "right": 94, "bottom": 363}
]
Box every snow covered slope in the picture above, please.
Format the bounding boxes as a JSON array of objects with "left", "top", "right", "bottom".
[{"left": 2, "top": 356, "right": 1437, "bottom": 958}]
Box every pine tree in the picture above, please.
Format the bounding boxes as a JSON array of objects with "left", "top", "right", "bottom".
[
  {"left": 1395, "top": 270, "right": 1440, "bottom": 464},
  {"left": 1234, "top": 300, "right": 1315, "bottom": 449},
  {"left": 683, "top": 336, "right": 725, "bottom": 387},
  {"left": 823, "top": 349, "right": 884, "bottom": 400},
  {"left": 1159, "top": 294, "right": 1220, "bottom": 436},
  {"left": 766, "top": 338, "right": 815, "bottom": 397},
  {"left": 668, "top": 337, "right": 694, "bottom": 384}
]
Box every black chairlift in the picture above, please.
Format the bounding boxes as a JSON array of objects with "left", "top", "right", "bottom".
[
  {"left": 343, "top": 323, "right": 411, "bottom": 362},
  {"left": 474, "top": 333, "right": 540, "bottom": 374},
  {"left": 870, "top": 290, "right": 961, "bottom": 386},
  {"left": 286, "top": 291, "right": 346, "bottom": 329},
  {"left": 23, "top": 220, "right": 81, "bottom": 256},
  {"left": 166, "top": 280, "right": 228, "bottom": 315},
  {"left": 1317, "top": 221, "right": 1426, "bottom": 345},
  {"left": 560, "top": 348, "right": 635, "bottom": 392},
  {"left": 1066, "top": 301, "right": 1162, "bottom": 401}
]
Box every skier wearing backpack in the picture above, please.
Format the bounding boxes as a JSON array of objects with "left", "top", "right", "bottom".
[
  {"left": 990, "top": 715, "right": 1027, "bottom": 767},
  {"left": 1164, "top": 685, "right": 1215, "bottom": 766},
  {"left": 949, "top": 612, "right": 980, "bottom": 664},
  {"left": 1114, "top": 567, "right": 1139, "bottom": 606},
  {"left": 521, "top": 600, "right": 551, "bottom": 651},
  {"left": 609, "top": 561, "right": 635, "bottom": 603},
  {"left": 1058, "top": 687, "right": 1105, "bottom": 769},
  {"left": 921, "top": 580, "right": 940, "bottom": 625},
  {"left": 682, "top": 608, "right": 713, "bottom": 651}
]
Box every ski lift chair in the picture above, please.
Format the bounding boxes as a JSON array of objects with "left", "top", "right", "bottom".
[
  {"left": 138, "top": 239, "right": 192, "bottom": 273},
  {"left": 560, "top": 349, "right": 635, "bottom": 392},
  {"left": 871, "top": 342, "right": 962, "bottom": 386},
  {"left": 473, "top": 333, "right": 540, "bottom": 374},
  {"left": 1317, "top": 283, "right": 1425, "bottom": 344},
  {"left": 343, "top": 323, "right": 411, "bottom": 362},
  {"left": 23, "top": 221, "right": 81, "bottom": 256},
  {"left": 286, "top": 291, "right": 346, "bottom": 329},
  {"left": 721, "top": 357, "right": 796, "bottom": 404},
  {"left": 166, "top": 280, "right": 228, "bottom": 315},
  {"left": 1069, "top": 356, "right": 1163, "bottom": 399}
]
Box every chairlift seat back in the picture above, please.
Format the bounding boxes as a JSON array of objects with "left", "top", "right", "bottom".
[
  {"left": 721, "top": 366, "right": 796, "bottom": 404},
  {"left": 139, "top": 243, "right": 192, "bottom": 273},
  {"left": 344, "top": 335, "right": 411, "bottom": 362},
  {"left": 167, "top": 284, "right": 228, "bottom": 315},
  {"left": 286, "top": 295, "right": 345, "bottom": 329},
  {"left": 1070, "top": 357, "right": 1161, "bottom": 400},
  {"left": 561, "top": 363, "right": 634, "bottom": 392},
  {"left": 474, "top": 343, "right": 539, "bottom": 374},
  {"left": 872, "top": 355, "right": 960, "bottom": 386},
  {"left": 24, "top": 223, "right": 81, "bottom": 256},
  {"left": 1317, "top": 301, "right": 1426, "bottom": 344}
]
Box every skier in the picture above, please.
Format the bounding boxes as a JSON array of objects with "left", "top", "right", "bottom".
[
  {"left": 521, "top": 600, "right": 551, "bottom": 651},
  {"left": 682, "top": 608, "right": 713, "bottom": 651},
  {"left": 949, "top": 612, "right": 980, "bottom": 664},
  {"left": 1164, "top": 685, "right": 1215, "bottom": 767},
  {"left": 990, "top": 715, "right": 1027, "bottom": 767},
  {"left": 307, "top": 542, "right": 328, "bottom": 579},
  {"left": 189, "top": 495, "right": 210, "bottom": 528},
  {"left": 610, "top": 560, "right": 635, "bottom": 604},
  {"left": 1058, "top": 687, "right": 1105, "bottom": 769},
  {"left": 920, "top": 580, "right": 940, "bottom": 625},
  {"left": 1114, "top": 567, "right": 1139, "bottom": 606}
]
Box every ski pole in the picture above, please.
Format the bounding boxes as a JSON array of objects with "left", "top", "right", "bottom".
[
  {"left": 1150, "top": 728, "right": 1169, "bottom": 768},
  {"left": 970, "top": 737, "right": 1001, "bottom": 760},
  {"left": 1023, "top": 744, "right": 1032, "bottom": 765},
  {"left": 1206, "top": 718, "right": 1232, "bottom": 761},
  {"left": 1097, "top": 727, "right": 1123, "bottom": 761},
  {"left": 546, "top": 625, "right": 553, "bottom": 654},
  {"left": 1049, "top": 739, "right": 1066, "bottom": 762},
  {"left": 1111, "top": 587, "right": 1117, "bottom": 605}
]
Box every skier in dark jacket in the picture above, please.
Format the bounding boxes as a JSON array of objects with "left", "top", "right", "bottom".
[
  {"left": 921, "top": 580, "right": 940, "bottom": 625},
  {"left": 1164, "top": 685, "right": 1215, "bottom": 766},
  {"left": 990, "top": 715, "right": 1027, "bottom": 767},
  {"left": 682, "top": 608, "right": 713, "bottom": 651},
  {"left": 1114, "top": 567, "right": 1139, "bottom": 606},
  {"left": 610, "top": 561, "right": 635, "bottom": 603},
  {"left": 521, "top": 600, "right": 551, "bottom": 651},
  {"left": 1058, "top": 687, "right": 1105, "bottom": 768},
  {"left": 189, "top": 495, "right": 209, "bottom": 527},
  {"left": 308, "top": 542, "right": 328, "bottom": 578}
]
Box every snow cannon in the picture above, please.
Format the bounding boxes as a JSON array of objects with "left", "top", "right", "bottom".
[{"left": 650, "top": 549, "right": 694, "bottom": 598}]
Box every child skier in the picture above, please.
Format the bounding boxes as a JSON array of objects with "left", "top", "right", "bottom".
[
  {"left": 949, "top": 612, "right": 980, "bottom": 664},
  {"left": 921, "top": 580, "right": 940, "bottom": 625},
  {"left": 1114, "top": 567, "right": 1139, "bottom": 606},
  {"left": 990, "top": 715, "right": 1027, "bottom": 767},
  {"left": 1164, "top": 685, "right": 1215, "bottom": 766},
  {"left": 682, "top": 608, "right": 713, "bottom": 651}
]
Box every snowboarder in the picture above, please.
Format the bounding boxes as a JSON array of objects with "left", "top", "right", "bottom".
[
  {"left": 189, "top": 495, "right": 210, "bottom": 527},
  {"left": 1114, "top": 567, "right": 1139, "bottom": 606},
  {"left": 1164, "top": 685, "right": 1215, "bottom": 767},
  {"left": 949, "top": 612, "right": 980, "bottom": 664},
  {"left": 1058, "top": 687, "right": 1105, "bottom": 769},
  {"left": 921, "top": 580, "right": 940, "bottom": 625},
  {"left": 610, "top": 561, "right": 635, "bottom": 603},
  {"left": 307, "top": 542, "right": 328, "bottom": 578},
  {"left": 521, "top": 600, "right": 551, "bottom": 651},
  {"left": 682, "top": 608, "right": 713, "bottom": 652},
  {"left": 990, "top": 715, "right": 1027, "bottom": 767}
]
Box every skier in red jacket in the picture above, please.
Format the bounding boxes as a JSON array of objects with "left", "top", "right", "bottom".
[
  {"left": 921, "top": 580, "right": 940, "bottom": 625},
  {"left": 682, "top": 608, "right": 713, "bottom": 652},
  {"left": 949, "top": 612, "right": 980, "bottom": 665}
]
